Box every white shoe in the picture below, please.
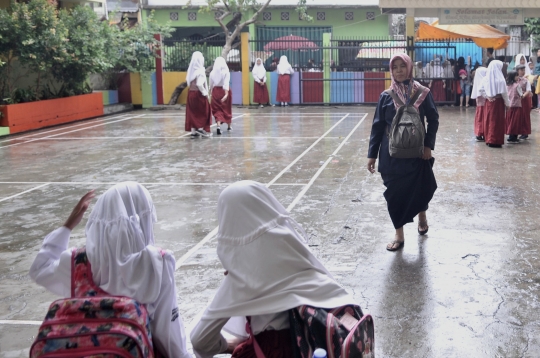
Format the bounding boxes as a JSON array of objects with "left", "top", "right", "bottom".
[
  {"left": 285, "top": 103, "right": 288, "bottom": 106},
  {"left": 197, "top": 129, "right": 212, "bottom": 138},
  {"left": 259, "top": 104, "right": 264, "bottom": 108}
]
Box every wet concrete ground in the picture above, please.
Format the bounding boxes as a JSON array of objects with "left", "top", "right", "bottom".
[{"left": 0, "top": 105, "right": 539, "bottom": 357}]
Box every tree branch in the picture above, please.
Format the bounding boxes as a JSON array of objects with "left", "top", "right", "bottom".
[
  {"left": 242, "top": 0, "right": 272, "bottom": 27},
  {"left": 215, "top": 11, "right": 231, "bottom": 37}
]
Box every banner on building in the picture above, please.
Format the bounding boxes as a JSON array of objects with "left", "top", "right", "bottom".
[{"left": 439, "top": 8, "right": 524, "bottom": 25}]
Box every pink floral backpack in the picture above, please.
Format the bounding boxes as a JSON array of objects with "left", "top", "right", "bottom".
[{"left": 30, "top": 246, "right": 161, "bottom": 358}]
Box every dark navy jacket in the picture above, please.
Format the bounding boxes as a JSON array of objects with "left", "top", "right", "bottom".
[{"left": 367, "top": 91, "right": 439, "bottom": 175}]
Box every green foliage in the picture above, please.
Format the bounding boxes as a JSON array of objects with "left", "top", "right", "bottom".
[
  {"left": 0, "top": 1, "right": 172, "bottom": 102},
  {"left": 525, "top": 18, "right": 540, "bottom": 45}
]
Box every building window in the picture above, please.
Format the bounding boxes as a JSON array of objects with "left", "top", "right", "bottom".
[
  {"left": 345, "top": 12, "right": 353, "bottom": 21},
  {"left": 263, "top": 12, "right": 272, "bottom": 21},
  {"left": 188, "top": 12, "right": 197, "bottom": 21},
  {"left": 281, "top": 12, "right": 289, "bottom": 21},
  {"left": 366, "top": 12, "right": 375, "bottom": 20},
  {"left": 317, "top": 12, "right": 326, "bottom": 21},
  {"left": 170, "top": 12, "right": 178, "bottom": 21}
]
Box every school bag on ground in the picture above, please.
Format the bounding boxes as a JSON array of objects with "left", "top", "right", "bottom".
[
  {"left": 385, "top": 87, "right": 426, "bottom": 159},
  {"left": 30, "top": 247, "right": 159, "bottom": 358},
  {"left": 289, "top": 305, "right": 375, "bottom": 358}
]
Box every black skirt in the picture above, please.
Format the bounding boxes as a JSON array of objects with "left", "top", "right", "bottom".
[{"left": 381, "top": 158, "right": 437, "bottom": 229}]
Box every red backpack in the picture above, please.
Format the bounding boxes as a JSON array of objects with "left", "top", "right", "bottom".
[
  {"left": 289, "top": 305, "right": 375, "bottom": 358},
  {"left": 30, "top": 247, "right": 158, "bottom": 358}
]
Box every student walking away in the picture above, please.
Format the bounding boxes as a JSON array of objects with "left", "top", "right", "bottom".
[
  {"left": 29, "top": 183, "right": 191, "bottom": 358},
  {"left": 480, "top": 60, "right": 509, "bottom": 148},
  {"left": 471, "top": 66, "right": 488, "bottom": 141},
  {"left": 459, "top": 68, "right": 472, "bottom": 107},
  {"left": 210, "top": 57, "right": 232, "bottom": 135},
  {"left": 191, "top": 181, "right": 372, "bottom": 357},
  {"left": 414, "top": 61, "right": 426, "bottom": 85},
  {"left": 485, "top": 47, "right": 494, "bottom": 67},
  {"left": 252, "top": 58, "right": 270, "bottom": 108},
  {"left": 516, "top": 64, "right": 533, "bottom": 139},
  {"left": 428, "top": 58, "right": 445, "bottom": 101},
  {"left": 367, "top": 53, "right": 439, "bottom": 252},
  {"left": 442, "top": 60, "right": 454, "bottom": 98},
  {"left": 505, "top": 71, "right": 525, "bottom": 143},
  {"left": 276, "top": 55, "right": 294, "bottom": 107},
  {"left": 185, "top": 51, "right": 212, "bottom": 138}
]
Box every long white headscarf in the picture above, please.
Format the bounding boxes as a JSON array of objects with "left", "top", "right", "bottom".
[
  {"left": 252, "top": 58, "right": 266, "bottom": 81},
  {"left": 200, "top": 181, "right": 356, "bottom": 322},
  {"left": 481, "top": 60, "right": 507, "bottom": 98},
  {"left": 209, "top": 57, "right": 229, "bottom": 86},
  {"left": 471, "top": 67, "right": 487, "bottom": 99},
  {"left": 85, "top": 182, "right": 164, "bottom": 303},
  {"left": 277, "top": 55, "right": 292, "bottom": 75},
  {"left": 186, "top": 51, "right": 206, "bottom": 84},
  {"left": 515, "top": 54, "right": 531, "bottom": 75}
]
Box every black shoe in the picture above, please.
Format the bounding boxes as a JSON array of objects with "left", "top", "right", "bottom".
[
  {"left": 487, "top": 143, "right": 502, "bottom": 148},
  {"left": 476, "top": 136, "right": 485, "bottom": 142},
  {"left": 227, "top": 127, "right": 232, "bottom": 131},
  {"left": 190, "top": 132, "right": 199, "bottom": 138},
  {"left": 507, "top": 135, "right": 519, "bottom": 143},
  {"left": 217, "top": 127, "right": 221, "bottom": 135},
  {"left": 519, "top": 135, "right": 529, "bottom": 140}
]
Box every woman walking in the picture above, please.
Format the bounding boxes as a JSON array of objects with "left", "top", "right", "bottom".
[
  {"left": 367, "top": 53, "right": 439, "bottom": 252},
  {"left": 252, "top": 58, "right": 270, "bottom": 108},
  {"left": 185, "top": 51, "right": 212, "bottom": 138},
  {"left": 471, "top": 66, "right": 488, "bottom": 141},
  {"left": 276, "top": 55, "right": 294, "bottom": 106},
  {"left": 481, "top": 60, "right": 509, "bottom": 148},
  {"left": 209, "top": 57, "right": 232, "bottom": 135}
]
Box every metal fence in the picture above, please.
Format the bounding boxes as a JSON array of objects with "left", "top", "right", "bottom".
[{"left": 162, "top": 38, "right": 242, "bottom": 72}]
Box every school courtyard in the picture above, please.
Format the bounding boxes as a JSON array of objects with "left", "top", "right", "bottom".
[{"left": 0, "top": 105, "right": 539, "bottom": 357}]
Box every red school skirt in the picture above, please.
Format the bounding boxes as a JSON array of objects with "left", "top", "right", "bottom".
[
  {"left": 211, "top": 86, "right": 233, "bottom": 124},
  {"left": 484, "top": 97, "right": 506, "bottom": 145},
  {"left": 254, "top": 81, "right": 270, "bottom": 104},
  {"left": 474, "top": 104, "right": 485, "bottom": 137},
  {"left": 521, "top": 96, "right": 532, "bottom": 135},
  {"left": 185, "top": 90, "right": 212, "bottom": 132},
  {"left": 505, "top": 107, "right": 524, "bottom": 135},
  {"left": 276, "top": 75, "right": 291, "bottom": 102}
]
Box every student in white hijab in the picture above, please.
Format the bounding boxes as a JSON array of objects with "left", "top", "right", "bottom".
[
  {"left": 252, "top": 58, "right": 270, "bottom": 108},
  {"left": 190, "top": 181, "right": 356, "bottom": 358},
  {"left": 209, "top": 57, "right": 232, "bottom": 135},
  {"left": 276, "top": 55, "right": 295, "bottom": 107},
  {"left": 515, "top": 54, "right": 531, "bottom": 75},
  {"left": 480, "top": 60, "right": 509, "bottom": 147},
  {"left": 185, "top": 51, "right": 212, "bottom": 138},
  {"left": 29, "top": 182, "right": 190, "bottom": 358},
  {"left": 471, "top": 66, "right": 488, "bottom": 141}
]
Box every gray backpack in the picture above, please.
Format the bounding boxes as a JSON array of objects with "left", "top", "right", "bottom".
[{"left": 385, "top": 88, "right": 425, "bottom": 159}]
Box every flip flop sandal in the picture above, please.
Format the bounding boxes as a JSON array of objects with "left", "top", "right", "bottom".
[
  {"left": 418, "top": 220, "right": 429, "bottom": 235},
  {"left": 386, "top": 240, "right": 404, "bottom": 251}
]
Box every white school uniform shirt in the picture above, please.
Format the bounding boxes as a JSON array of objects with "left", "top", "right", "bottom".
[
  {"left": 209, "top": 72, "right": 230, "bottom": 91},
  {"left": 29, "top": 182, "right": 191, "bottom": 358},
  {"left": 209, "top": 57, "right": 230, "bottom": 91},
  {"left": 190, "top": 181, "right": 356, "bottom": 358}
]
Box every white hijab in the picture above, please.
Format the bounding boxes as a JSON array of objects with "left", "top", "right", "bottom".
[
  {"left": 515, "top": 54, "right": 531, "bottom": 75},
  {"left": 201, "top": 181, "right": 356, "bottom": 322},
  {"left": 471, "top": 67, "right": 487, "bottom": 99},
  {"left": 186, "top": 51, "right": 206, "bottom": 84},
  {"left": 85, "top": 182, "right": 164, "bottom": 303},
  {"left": 277, "top": 55, "right": 292, "bottom": 75},
  {"left": 252, "top": 58, "right": 266, "bottom": 81},
  {"left": 209, "top": 57, "right": 229, "bottom": 86},
  {"left": 481, "top": 60, "right": 507, "bottom": 98}
]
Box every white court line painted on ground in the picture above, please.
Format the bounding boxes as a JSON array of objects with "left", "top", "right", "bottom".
[
  {"left": 0, "top": 183, "right": 51, "bottom": 203},
  {"left": 28, "top": 136, "right": 341, "bottom": 140},
  {"left": 174, "top": 113, "right": 352, "bottom": 269},
  {"left": 0, "top": 182, "right": 307, "bottom": 186},
  {"left": 0, "top": 114, "right": 146, "bottom": 149},
  {"left": 178, "top": 114, "right": 245, "bottom": 137},
  {"left": 0, "top": 114, "right": 129, "bottom": 144},
  {"left": 286, "top": 113, "right": 368, "bottom": 211},
  {"left": 0, "top": 320, "right": 42, "bottom": 326}
]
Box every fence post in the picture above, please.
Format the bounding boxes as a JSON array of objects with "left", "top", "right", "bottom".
[
  {"left": 323, "top": 33, "right": 331, "bottom": 104},
  {"left": 154, "top": 34, "right": 164, "bottom": 105},
  {"left": 241, "top": 32, "right": 250, "bottom": 106},
  {"left": 405, "top": 9, "right": 415, "bottom": 61}
]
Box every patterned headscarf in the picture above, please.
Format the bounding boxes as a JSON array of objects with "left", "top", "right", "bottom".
[{"left": 389, "top": 53, "right": 430, "bottom": 110}]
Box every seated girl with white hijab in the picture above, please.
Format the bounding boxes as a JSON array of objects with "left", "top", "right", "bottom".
[
  {"left": 29, "top": 182, "right": 191, "bottom": 358},
  {"left": 190, "top": 180, "right": 356, "bottom": 358}
]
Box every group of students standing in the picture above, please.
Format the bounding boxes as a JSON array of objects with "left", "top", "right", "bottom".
[
  {"left": 185, "top": 52, "right": 295, "bottom": 136},
  {"left": 471, "top": 54, "right": 533, "bottom": 147}
]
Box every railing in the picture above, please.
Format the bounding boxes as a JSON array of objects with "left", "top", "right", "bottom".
[
  {"left": 248, "top": 39, "right": 323, "bottom": 72},
  {"left": 162, "top": 38, "right": 241, "bottom": 72}
]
